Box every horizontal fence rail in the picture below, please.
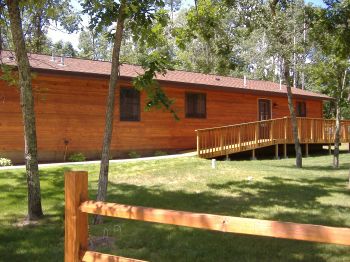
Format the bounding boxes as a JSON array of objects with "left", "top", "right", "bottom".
[
  {"left": 65, "top": 171, "right": 350, "bottom": 262},
  {"left": 196, "top": 117, "right": 350, "bottom": 158}
]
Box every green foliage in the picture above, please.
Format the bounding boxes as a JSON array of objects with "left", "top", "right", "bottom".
[
  {"left": 82, "top": 0, "right": 178, "bottom": 118},
  {"left": 173, "top": 0, "right": 263, "bottom": 76},
  {"left": 154, "top": 150, "right": 167, "bottom": 156},
  {"left": 68, "top": 153, "right": 86, "bottom": 162},
  {"left": 133, "top": 50, "right": 178, "bottom": 120},
  {"left": 0, "top": 0, "right": 80, "bottom": 54},
  {"left": 0, "top": 64, "right": 18, "bottom": 87},
  {"left": 0, "top": 158, "right": 12, "bottom": 167},
  {"left": 52, "top": 40, "right": 77, "bottom": 57},
  {"left": 128, "top": 151, "right": 141, "bottom": 158},
  {"left": 78, "top": 29, "right": 112, "bottom": 61},
  {"left": 307, "top": 0, "right": 350, "bottom": 117}
]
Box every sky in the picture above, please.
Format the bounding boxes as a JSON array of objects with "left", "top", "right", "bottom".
[{"left": 47, "top": 0, "right": 327, "bottom": 50}]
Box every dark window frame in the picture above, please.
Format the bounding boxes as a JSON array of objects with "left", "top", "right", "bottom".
[
  {"left": 296, "top": 101, "right": 307, "bottom": 117},
  {"left": 120, "top": 87, "right": 141, "bottom": 122},
  {"left": 185, "top": 92, "right": 207, "bottom": 119}
]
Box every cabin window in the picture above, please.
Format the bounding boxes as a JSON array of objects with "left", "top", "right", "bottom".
[
  {"left": 120, "top": 87, "right": 140, "bottom": 121},
  {"left": 185, "top": 93, "right": 206, "bottom": 118},
  {"left": 296, "top": 101, "right": 306, "bottom": 117}
]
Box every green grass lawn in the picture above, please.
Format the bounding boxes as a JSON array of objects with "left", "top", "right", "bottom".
[{"left": 1, "top": 152, "right": 350, "bottom": 261}]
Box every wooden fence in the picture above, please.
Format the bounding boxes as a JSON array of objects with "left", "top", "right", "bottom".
[
  {"left": 196, "top": 117, "right": 350, "bottom": 158},
  {"left": 65, "top": 171, "right": 350, "bottom": 262}
]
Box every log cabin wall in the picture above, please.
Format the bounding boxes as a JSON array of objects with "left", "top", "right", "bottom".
[{"left": 0, "top": 72, "right": 323, "bottom": 163}]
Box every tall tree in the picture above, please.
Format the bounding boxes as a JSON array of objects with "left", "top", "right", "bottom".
[
  {"left": 165, "top": 0, "right": 181, "bottom": 24},
  {"left": 23, "top": 0, "right": 80, "bottom": 53},
  {"left": 0, "top": 0, "right": 80, "bottom": 54},
  {"left": 308, "top": 0, "right": 350, "bottom": 168},
  {"left": 82, "top": 0, "right": 176, "bottom": 224},
  {"left": 267, "top": 0, "right": 303, "bottom": 168},
  {"left": 174, "top": 0, "right": 245, "bottom": 75},
  {"left": 93, "top": 0, "right": 126, "bottom": 225},
  {"left": 78, "top": 28, "right": 112, "bottom": 61},
  {"left": 52, "top": 40, "right": 77, "bottom": 57},
  {"left": 6, "top": 0, "right": 43, "bottom": 220}
]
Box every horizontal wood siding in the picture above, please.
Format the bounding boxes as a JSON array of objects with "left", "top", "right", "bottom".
[{"left": 0, "top": 73, "right": 324, "bottom": 163}]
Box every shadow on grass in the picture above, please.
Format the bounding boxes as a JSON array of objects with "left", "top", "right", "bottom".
[
  {"left": 0, "top": 167, "right": 73, "bottom": 262},
  {"left": 273, "top": 163, "right": 350, "bottom": 171},
  {"left": 88, "top": 179, "right": 350, "bottom": 261},
  {"left": 0, "top": 222, "right": 64, "bottom": 262},
  {"left": 1, "top": 166, "right": 350, "bottom": 261}
]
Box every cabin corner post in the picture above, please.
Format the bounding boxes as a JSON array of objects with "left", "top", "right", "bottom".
[{"left": 65, "top": 171, "right": 89, "bottom": 262}]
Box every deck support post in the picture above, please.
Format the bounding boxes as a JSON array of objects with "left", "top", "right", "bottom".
[
  {"left": 275, "top": 144, "right": 279, "bottom": 159},
  {"left": 65, "top": 171, "right": 88, "bottom": 262},
  {"left": 251, "top": 149, "right": 257, "bottom": 160},
  {"left": 305, "top": 143, "right": 309, "bottom": 158},
  {"left": 328, "top": 144, "right": 332, "bottom": 155},
  {"left": 283, "top": 144, "right": 287, "bottom": 159}
]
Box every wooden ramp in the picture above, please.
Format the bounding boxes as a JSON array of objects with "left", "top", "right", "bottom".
[{"left": 196, "top": 117, "right": 350, "bottom": 159}]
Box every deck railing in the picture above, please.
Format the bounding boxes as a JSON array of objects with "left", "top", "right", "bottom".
[
  {"left": 196, "top": 117, "right": 350, "bottom": 158},
  {"left": 65, "top": 171, "right": 350, "bottom": 262}
]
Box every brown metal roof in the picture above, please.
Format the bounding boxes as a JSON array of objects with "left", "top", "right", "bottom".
[{"left": 0, "top": 50, "right": 330, "bottom": 100}]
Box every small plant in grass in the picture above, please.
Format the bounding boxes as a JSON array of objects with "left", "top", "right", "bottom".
[
  {"left": 128, "top": 151, "right": 141, "bottom": 159},
  {"left": 68, "top": 153, "right": 86, "bottom": 162},
  {"left": 0, "top": 158, "right": 12, "bottom": 166},
  {"left": 154, "top": 150, "right": 167, "bottom": 156}
]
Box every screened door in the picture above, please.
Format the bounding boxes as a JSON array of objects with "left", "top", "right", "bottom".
[{"left": 258, "top": 99, "right": 272, "bottom": 139}]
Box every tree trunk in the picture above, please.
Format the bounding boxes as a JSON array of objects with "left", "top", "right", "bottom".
[
  {"left": 93, "top": 1, "right": 126, "bottom": 225},
  {"left": 333, "top": 70, "right": 346, "bottom": 168},
  {"left": 7, "top": 0, "right": 43, "bottom": 220},
  {"left": 0, "top": 20, "right": 3, "bottom": 51},
  {"left": 284, "top": 60, "right": 302, "bottom": 168},
  {"left": 34, "top": 12, "right": 43, "bottom": 53},
  {"left": 333, "top": 100, "right": 341, "bottom": 168}
]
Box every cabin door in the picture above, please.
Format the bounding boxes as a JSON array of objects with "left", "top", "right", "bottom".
[{"left": 258, "top": 99, "right": 272, "bottom": 140}]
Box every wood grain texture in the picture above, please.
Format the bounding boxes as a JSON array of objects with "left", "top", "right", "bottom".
[
  {"left": 65, "top": 171, "right": 88, "bottom": 262},
  {"left": 0, "top": 72, "right": 324, "bottom": 163},
  {"left": 79, "top": 200, "right": 350, "bottom": 246},
  {"left": 196, "top": 117, "right": 350, "bottom": 158}
]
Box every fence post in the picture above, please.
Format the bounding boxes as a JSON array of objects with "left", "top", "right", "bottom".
[{"left": 65, "top": 171, "right": 89, "bottom": 262}]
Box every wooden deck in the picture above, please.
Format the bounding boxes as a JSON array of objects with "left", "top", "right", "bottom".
[{"left": 196, "top": 117, "right": 350, "bottom": 158}]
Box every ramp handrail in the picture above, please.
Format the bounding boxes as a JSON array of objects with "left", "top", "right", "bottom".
[{"left": 196, "top": 117, "right": 350, "bottom": 158}]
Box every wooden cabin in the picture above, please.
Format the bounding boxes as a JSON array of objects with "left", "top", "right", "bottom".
[{"left": 0, "top": 51, "right": 332, "bottom": 163}]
